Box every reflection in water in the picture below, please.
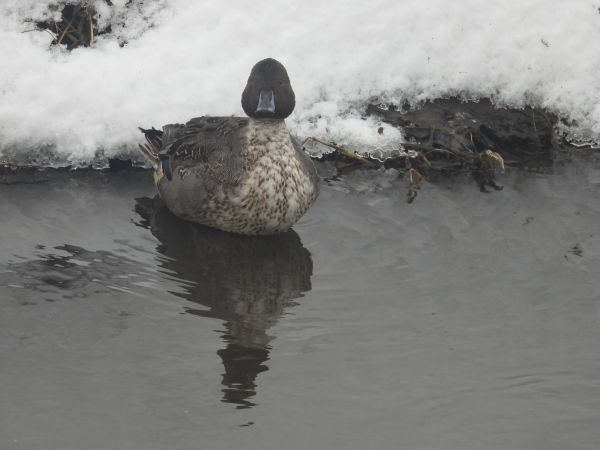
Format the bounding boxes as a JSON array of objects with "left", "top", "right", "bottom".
[
  {"left": 0, "top": 244, "right": 151, "bottom": 303},
  {"left": 134, "top": 197, "right": 313, "bottom": 408},
  {"left": 2, "top": 196, "right": 313, "bottom": 409}
]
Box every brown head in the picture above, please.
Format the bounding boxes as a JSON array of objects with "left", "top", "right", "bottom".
[{"left": 241, "top": 58, "right": 295, "bottom": 119}]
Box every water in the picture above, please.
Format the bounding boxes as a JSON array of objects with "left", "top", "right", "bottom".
[{"left": 1, "top": 161, "right": 599, "bottom": 450}]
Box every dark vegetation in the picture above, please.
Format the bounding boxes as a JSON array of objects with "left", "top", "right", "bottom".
[
  {"left": 34, "top": 1, "right": 143, "bottom": 49},
  {"left": 306, "top": 97, "right": 582, "bottom": 201},
  {"left": 35, "top": 3, "right": 102, "bottom": 50}
]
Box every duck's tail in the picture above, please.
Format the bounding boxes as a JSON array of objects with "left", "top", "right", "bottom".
[{"left": 138, "top": 127, "right": 163, "bottom": 168}]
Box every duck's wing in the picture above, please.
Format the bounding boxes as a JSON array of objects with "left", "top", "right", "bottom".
[
  {"left": 156, "top": 117, "right": 246, "bottom": 179},
  {"left": 162, "top": 117, "right": 248, "bottom": 160},
  {"left": 155, "top": 117, "right": 250, "bottom": 219}
]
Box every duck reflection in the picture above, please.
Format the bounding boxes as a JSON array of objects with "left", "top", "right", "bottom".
[{"left": 134, "top": 197, "right": 313, "bottom": 408}]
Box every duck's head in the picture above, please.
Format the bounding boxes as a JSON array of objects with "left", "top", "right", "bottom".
[{"left": 242, "top": 58, "right": 295, "bottom": 120}]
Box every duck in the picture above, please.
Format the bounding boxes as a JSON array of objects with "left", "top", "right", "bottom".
[{"left": 139, "top": 58, "right": 319, "bottom": 235}]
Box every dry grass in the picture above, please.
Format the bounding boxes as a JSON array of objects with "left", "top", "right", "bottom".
[{"left": 36, "top": 4, "right": 99, "bottom": 50}]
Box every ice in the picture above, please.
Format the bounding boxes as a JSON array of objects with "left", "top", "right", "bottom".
[{"left": 1, "top": 0, "right": 599, "bottom": 164}]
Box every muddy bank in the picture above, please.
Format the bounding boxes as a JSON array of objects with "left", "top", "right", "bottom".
[
  {"left": 312, "top": 97, "right": 586, "bottom": 196},
  {"left": 0, "top": 158, "right": 147, "bottom": 184},
  {"left": 368, "top": 97, "right": 566, "bottom": 166},
  {"left": 2, "top": 98, "right": 593, "bottom": 196}
]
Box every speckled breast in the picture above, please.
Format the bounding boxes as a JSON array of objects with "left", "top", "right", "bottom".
[{"left": 210, "top": 121, "right": 319, "bottom": 234}]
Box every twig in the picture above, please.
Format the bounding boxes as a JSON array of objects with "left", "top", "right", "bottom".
[
  {"left": 301, "top": 136, "right": 378, "bottom": 166},
  {"left": 26, "top": 28, "right": 57, "bottom": 40},
  {"left": 55, "top": 18, "right": 73, "bottom": 45},
  {"left": 420, "top": 147, "right": 457, "bottom": 158},
  {"left": 89, "top": 14, "right": 94, "bottom": 44}
]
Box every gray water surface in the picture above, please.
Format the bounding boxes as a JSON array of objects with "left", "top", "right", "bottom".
[{"left": 1, "top": 161, "right": 599, "bottom": 450}]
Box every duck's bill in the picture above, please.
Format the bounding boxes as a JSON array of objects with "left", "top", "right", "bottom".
[{"left": 255, "top": 89, "right": 275, "bottom": 114}]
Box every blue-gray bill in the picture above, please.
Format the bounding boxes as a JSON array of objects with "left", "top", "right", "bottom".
[{"left": 255, "top": 89, "right": 275, "bottom": 114}]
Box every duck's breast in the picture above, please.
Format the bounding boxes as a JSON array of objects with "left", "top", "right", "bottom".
[{"left": 231, "top": 120, "right": 319, "bottom": 233}]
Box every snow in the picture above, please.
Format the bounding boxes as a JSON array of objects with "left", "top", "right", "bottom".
[{"left": 1, "top": 0, "right": 600, "bottom": 165}]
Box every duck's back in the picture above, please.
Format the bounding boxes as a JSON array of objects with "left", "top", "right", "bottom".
[
  {"left": 156, "top": 117, "right": 318, "bottom": 234},
  {"left": 161, "top": 116, "right": 249, "bottom": 183},
  {"left": 156, "top": 116, "right": 248, "bottom": 223}
]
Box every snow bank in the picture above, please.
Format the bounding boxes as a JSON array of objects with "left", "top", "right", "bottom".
[{"left": 1, "top": 0, "right": 599, "bottom": 164}]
